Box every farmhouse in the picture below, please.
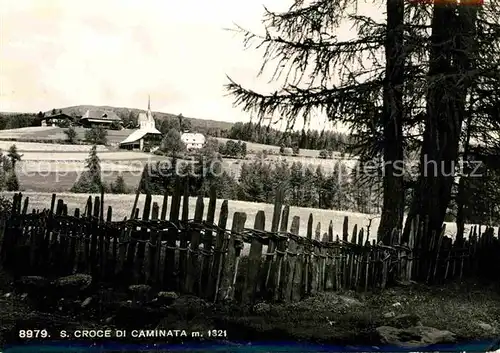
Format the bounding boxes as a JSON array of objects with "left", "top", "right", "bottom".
[
  {"left": 80, "top": 109, "right": 122, "bottom": 128},
  {"left": 119, "top": 97, "right": 162, "bottom": 151},
  {"left": 181, "top": 132, "right": 205, "bottom": 150},
  {"left": 40, "top": 113, "right": 74, "bottom": 127}
]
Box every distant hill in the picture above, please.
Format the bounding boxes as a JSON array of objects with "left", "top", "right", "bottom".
[{"left": 43, "top": 105, "right": 235, "bottom": 131}]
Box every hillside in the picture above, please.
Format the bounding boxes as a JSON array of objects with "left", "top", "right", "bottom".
[{"left": 43, "top": 105, "right": 235, "bottom": 131}]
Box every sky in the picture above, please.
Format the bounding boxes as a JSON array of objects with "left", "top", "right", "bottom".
[{"left": 0, "top": 0, "right": 383, "bottom": 131}]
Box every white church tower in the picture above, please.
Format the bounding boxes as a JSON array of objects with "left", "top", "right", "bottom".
[
  {"left": 119, "top": 95, "right": 162, "bottom": 151},
  {"left": 138, "top": 95, "right": 157, "bottom": 131}
]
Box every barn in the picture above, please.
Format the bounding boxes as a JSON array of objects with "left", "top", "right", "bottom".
[
  {"left": 40, "top": 113, "right": 74, "bottom": 127},
  {"left": 80, "top": 109, "right": 122, "bottom": 128}
]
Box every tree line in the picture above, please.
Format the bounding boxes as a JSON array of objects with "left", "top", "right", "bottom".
[
  {"left": 0, "top": 114, "right": 37, "bottom": 130},
  {"left": 226, "top": 122, "right": 350, "bottom": 152}
]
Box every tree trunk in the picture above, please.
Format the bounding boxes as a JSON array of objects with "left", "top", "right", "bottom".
[
  {"left": 403, "top": 4, "right": 476, "bottom": 272},
  {"left": 455, "top": 6, "right": 478, "bottom": 245},
  {"left": 405, "top": 5, "right": 457, "bottom": 252},
  {"left": 455, "top": 112, "right": 473, "bottom": 244},
  {"left": 377, "top": 0, "right": 405, "bottom": 244}
]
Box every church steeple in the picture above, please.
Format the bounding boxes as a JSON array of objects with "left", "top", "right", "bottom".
[{"left": 139, "top": 95, "right": 156, "bottom": 130}]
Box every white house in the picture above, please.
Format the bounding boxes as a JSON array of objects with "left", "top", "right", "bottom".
[
  {"left": 181, "top": 132, "right": 205, "bottom": 150},
  {"left": 119, "top": 96, "right": 162, "bottom": 151}
]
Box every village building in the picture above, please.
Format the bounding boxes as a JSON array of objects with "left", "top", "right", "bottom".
[
  {"left": 40, "top": 113, "right": 74, "bottom": 127},
  {"left": 119, "top": 97, "right": 162, "bottom": 151},
  {"left": 181, "top": 132, "right": 206, "bottom": 150},
  {"left": 80, "top": 109, "right": 122, "bottom": 128}
]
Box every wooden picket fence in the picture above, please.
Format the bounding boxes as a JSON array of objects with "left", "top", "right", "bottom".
[{"left": 1, "top": 183, "right": 499, "bottom": 304}]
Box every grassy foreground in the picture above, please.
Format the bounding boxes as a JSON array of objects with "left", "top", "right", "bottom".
[
  {"left": 213, "top": 281, "right": 500, "bottom": 344},
  {"left": 0, "top": 258, "right": 499, "bottom": 349}
]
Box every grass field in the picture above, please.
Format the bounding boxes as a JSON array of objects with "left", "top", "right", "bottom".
[
  {"left": 17, "top": 172, "right": 143, "bottom": 192},
  {"left": 0, "top": 140, "right": 109, "bottom": 152},
  {"left": 15, "top": 157, "right": 242, "bottom": 192},
  {"left": 0, "top": 126, "right": 133, "bottom": 145},
  {"left": 1, "top": 191, "right": 488, "bottom": 242},
  {"left": 0, "top": 126, "right": 58, "bottom": 139},
  {"left": 16, "top": 150, "right": 153, "bottom": 161}
]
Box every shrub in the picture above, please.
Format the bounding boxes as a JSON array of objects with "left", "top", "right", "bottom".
[
  {"left": 319, "top": 149, "right": 329, "bottom": 159},
  {"left": 160, "top": 129, "right": 186, "bottom": 157},
  {"left": 57, "top": 119, "right": 70, "bottom": 128},
  {"left": 64, "top": 126, "right": 78, "bottom": 144},
  {"left": 71, "top": 145, "right": 103, "bottom": 193},
  {"left": 110, "top": 175, "right": 129, "bottom": 194},
  {"left": 0, "top": 195, "right": 12, "bottom": 215},
  {"left": 85, "top": 127, "right": 108, "bottom": 145},
  {"left": 6, "top": 171, "right": 19, "bottom": 191},
  {"left": 110, "top": 121, "right": 122, "bottom": 130},
  {"left": 8, "top": 144, "right": 22, "bottom": 169}
]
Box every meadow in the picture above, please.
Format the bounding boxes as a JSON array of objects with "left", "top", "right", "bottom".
[
  {"left": 14, "top": 155, "right": 243, "bottom": 193},
  {"left": 16, "top": 150, "right": 153, "bottom": 161},
  {"left": 0, "top": 126, "right": 132, "bottom": 145},
  {"left": 0, "top": 140, "right": 109, "bottom": 152},
  {"left": 215, "top": 137, "right": 328, "bottom": 158}
]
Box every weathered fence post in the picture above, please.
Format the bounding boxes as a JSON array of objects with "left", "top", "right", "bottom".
[
  {"left": 282, "top": 216, "right": 300, "bottom": 301},
  {"left": 146, "top": 202, "right": 160, "bottom": 285},
  {"left": 208, "top": 200, "right": 228, "bottom": 301},
  {"left": 218, "top": 212, "right": 246, "bottom": 302},
  {"left": 242, "top": 210, "right": 265, "bottom": 304},
  {"left": 176, "top": 180, "right": 190, "bottom": 289},
  {"left": 165, "top": 178, "right": 182, "bottom": 291},
  {"left": 185, "top": 196, "right": 204, "bottom": 294},
  {"left": 135, "top": 193, "right": 152, "bottom": 283},
  {"left": 310, "top": 222, "right": 321, "bottom": 295},
  {"left": 262, "top": 188, "right": 283, "bottom": 298},
  {"left": 303, "top": 213, "right": 313, "bottom": 296},
  {"left": 272, "top": 205, "right": 289, "bottom": 302},
  {"left": 200, "top": 186, "right": 217, "bottom": 296}
]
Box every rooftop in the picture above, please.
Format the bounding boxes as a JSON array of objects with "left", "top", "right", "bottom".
[
  {"left": 120, "top": 126, "right": 162, "bottom": 145},
  {"left": 81, "top": 109, "right": 121, "bottom": 122}
]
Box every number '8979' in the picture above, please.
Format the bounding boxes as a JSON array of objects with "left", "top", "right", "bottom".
[{"left": 18, "top": 330, "right": 49, "bottom": 339}]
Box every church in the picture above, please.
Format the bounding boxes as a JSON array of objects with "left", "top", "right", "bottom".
[{"left": 119, "top": 97, "right": 163, "bottom": 151}]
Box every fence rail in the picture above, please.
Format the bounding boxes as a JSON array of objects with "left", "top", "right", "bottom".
[{"left": 1, "top": 183, "right": 499, "bottom": 304}]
